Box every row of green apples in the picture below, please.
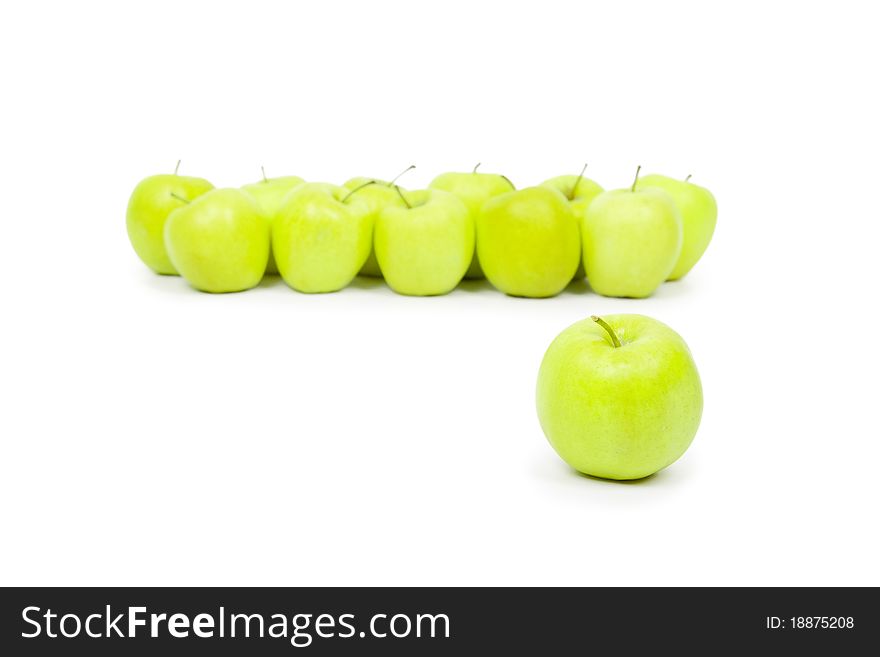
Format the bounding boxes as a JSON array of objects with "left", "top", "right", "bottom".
[{"left": 126, "top": 163, "right": 717, "bottom": 296}]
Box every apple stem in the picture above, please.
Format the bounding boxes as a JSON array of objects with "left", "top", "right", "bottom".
[
  {"left": 169, "top": 192, "right": 190, "bottom": 204},
  {"left": 388, "top": 164, "right": 416, "bottom": 186},
  {"left": 569, "top": 162, "right": 588, "bottom": 200},
  {"left": 500, "top": 174, "right": 515, "bottom": 191},
  {"left": 261, "top": 166, "right": 268, "bottom": 182},
  {"left": 631, "top": 165, "right": 642, "bottom": 192},
  {"left": 473, "top": 163, "right": 481, "bottom": 174},
  {"left": 685, "top": 174, "right": 692, "bottom": 182},
  {"left": 395, "top": 185, "right": 412, "bottom": 209},
  {"left": 591, "top": 315, "right": 621, "bottom": 348},
  {"left": 174, "top": 160, "right": 181, "bottom": 176},
  {"left": 341, "top": 180, "right": 377, "bottom": 203}
]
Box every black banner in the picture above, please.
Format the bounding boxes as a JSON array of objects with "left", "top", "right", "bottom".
[{"left": 0, "top": 587, "right": 874, "bottom": 654}]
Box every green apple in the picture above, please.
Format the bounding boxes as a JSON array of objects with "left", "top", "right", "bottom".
[
  {"left": 343, "top": 166, "right": 415, "bottom": 278},
  {"left": 540, "top": 164, "right": 604, "bottom": 280},
  {"left": 582, "top": 167, "right": 682, "bottom": 298},
  {"left": 126, "top": 162, "right": 214, "bottom": 274},
  {"left": 540, "top": 165, "right": 604, "bottom": 220},
  {"left": 428, "top": 164, "right": 515, "bottom": 279},
  {"left": 342, "top": 168, "right": 414, "bottom": 277},
  {"left": 164, "top": 188, "right": 269, "bottom": 293},
  {"left": 273, "top": 182, "right": 372, "bottom": 293},
  {"left": 477, "top": 186, "right": 579, "bottom": 298},
  {"left": 536, "top": 314, "right": 702, "bottom": 480},
  {"left": 241, "top": 169, "right": 305, "bottom": 274},
  {"left": 375, "top": 188, "right": 472, "bottom": 296},
  {"left": 635, "top": 173, "right": 717, "bottom": 280}
]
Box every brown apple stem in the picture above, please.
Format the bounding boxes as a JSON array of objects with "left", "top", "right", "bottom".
[
  {"left": 341, "top": 180, "right": 377, "bottom": 203},
  {"left": 388, "top": 165, "right": 416, "bottom": 186},
  {"left": 569, "top": 162, "right": 588, "bottom": 200},
  {"left": 174, "top": 160, "right": 181, "bottom": 176},
  {"left": 685, "top": 174, "right": 693, "bottom": 182},
  {"left": 473, "top": 163, "right": 481, "bottom": 174},
  {"left": 169, "top": 192, "right": 190, "bottom": 204},
  {"left": 591, "top": 315, "right": 621, "bottom": 348},
  {"left": 500, "top": 174, "right": 515, "bottom": 190},
  {"left": 395, "top": 185, "right": 412, "bottom": 209},
  {"left": 261, "top": 166, "right": 268, "bottom": 182},
  {"left": 631, "top": 165, "right": 642, "bottom": 192}
]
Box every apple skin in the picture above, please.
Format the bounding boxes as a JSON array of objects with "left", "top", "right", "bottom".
[
  {"left": 342, "top": 177, "right": 408, "bottom": 277},
  {"left": 539, "top": 174, "right": 604, "bottom": 220},
  {"left": 540, "top": 174, "right": 605, "bottom": 280},
  {"left": 126, "top": 173, "right": 214, "bottom": 274},
  {"left": 273, "top": 182, "right": 372, "bottom": 293},
  {"left": 635, "top": 174, "right": 717, "bottom": 280},
  {"left": 582, "top": 187, "right": 682, "bottom": 298},
  {"left": 536, "top": 314, "right": 702, "bottom": 480},
  {"left": 164, "top": 188, "right": 269, "bottom": 293},
  {"left": 477, "top": 186, "right": 580, "bottom": 298},
  {"left": 241, "top": 175, "right": 305, "bottom": 274},
  {"left": 428, "top": 171, "right": 515, "bottom": 279},
  {"left": 375, "top": 189, "right": 472, "bottom": 296}
]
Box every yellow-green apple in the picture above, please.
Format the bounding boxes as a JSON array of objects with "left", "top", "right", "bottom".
[
  {"left": 164, "top": 188, "right": 269, "bottom": 293},
  {"left": 540, "top": 164, "right": 604, "bottom": 280},
  {"left": 273, "top": 183, "right": 372, "bottom": 293},
  {"left": 428, "top": 164, "right": 515, "bottom": 279},
  {"left": 126, "top": 162, "right": 213, "bottom": 274},
  {"left": 635, "top": 173, "right": 717, "bottom": 280},
  {"left": 540, "top": 164, "right": 604, "bottom": 219},
  {"left": 375, "top": 188, "right": 472, "bottom": 296},
  {"left": 582, "top": 167, "right": 682, "bottom": 298},
  {"left": 477, "top": 186, "right": 579, "bottom": 298},
  {"left": 241, "top": 168, "right": 305, "bottom": 274},
  {"left": 536, "top": 314, "right": 702, "bottom": 480},
  {"left": 343, "top": 166, "right": 415, "bottom": 277}
]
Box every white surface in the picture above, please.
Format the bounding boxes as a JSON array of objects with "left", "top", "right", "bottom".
[{"left": 1, "top": 0, "right": 878, "bottom": 586}]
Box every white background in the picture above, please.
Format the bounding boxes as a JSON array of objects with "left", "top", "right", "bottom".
[{"left": 1, "top": 0, "right": 878, "bottom": 586}]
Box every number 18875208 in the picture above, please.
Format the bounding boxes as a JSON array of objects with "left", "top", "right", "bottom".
[{"left": 766, "top": 616, "right": 854, "bottom": 630}]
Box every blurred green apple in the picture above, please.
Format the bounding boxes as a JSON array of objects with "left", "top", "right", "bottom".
[
  {"left": 164, "top": 188, "right": 269, "bottom": 293},
  {"left": 241, "top": 169, "right": 305, "bottom": 274},
  {"left": 540, "top": 164, "right": 604, "bottom": 280},
  {"left": 428, "top": 164, "right": 515, "bottom": 279},
  {"left": 126, "top": 162, "right": 214, "bottom": 275},
  {"left": 375, "top": 188, "right": 472, "bottom": 296},
  {"left": 343, "top": 166, "right": 415, "bottom": 277},
  {"left": 582, "top": 168, "right": 682, "bottom": 298},
  {"left": 537, "top": 314, "right": 702, "bottom": 480},
  {"left": 477, "top": 186, "right": 579, "bottom": 298},
  {"left": 635, "top": 173, "right": 717, "bottom": 280},
  {"left": 273, "top": 183, "right": 372, "bottom": 293}
]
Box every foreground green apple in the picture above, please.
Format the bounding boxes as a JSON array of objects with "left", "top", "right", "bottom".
[
  {"left": 537, "top": 314, "right": 702, "bottom": 480},
  {"left": 477, "top": 186, "right": 579, "bottom": 297},
  {"left": 540, "top": 164, "right": 604, "bottom": 280},
  {"left": 428, "top": 164, "right": 515, "bottom": 279},
  {"left": 273, "top": 183, "right": 372, "bottom": 293},
  {"left": 582, "top": 168, "right": 682, "bottom": 298},
  {"left": 164, "top": 188, "right": 269, "bottom": 293},
  {"left": 342, "top": 168, "right": 414, "bottom": 277},
  {"left": 375, "top": 188, "right": 472, "bottom": 295},
  {"left": 126, "top": 162, "right": 214, "bottom": 274},
  {"left": 635, "top": 173, "right": 717, "bottom": 280},
  {"left": 242, "top": 169, "right": 305, "bottom": 274}
]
